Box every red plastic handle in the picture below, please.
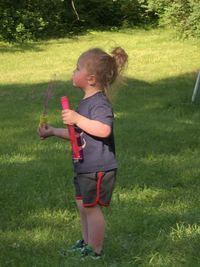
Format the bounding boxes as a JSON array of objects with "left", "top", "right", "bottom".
[
  {"left": 61, "top": 96, "right": 69, "bottom": 110},
  {"left": 61, "top": 96, "right": 81, "bottom": 160}
]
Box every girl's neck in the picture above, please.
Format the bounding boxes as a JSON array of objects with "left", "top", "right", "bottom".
[{"left": 83, "top": 87, "right": 102, "bottom": 99}]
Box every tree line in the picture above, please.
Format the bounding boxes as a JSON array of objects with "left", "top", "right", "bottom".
[{"left": 1, "top": 0, "right": 200, "bottom": 42}]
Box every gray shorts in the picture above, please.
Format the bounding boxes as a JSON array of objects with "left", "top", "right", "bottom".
[{"left": 74, "top": 169, "right": 117, "bottom": 207}]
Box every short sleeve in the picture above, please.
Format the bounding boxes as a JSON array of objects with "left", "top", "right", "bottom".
[{"left": 90, "top": 102, "right": 113, "bottom": 126}]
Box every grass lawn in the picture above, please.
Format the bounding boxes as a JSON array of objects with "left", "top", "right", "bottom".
[{"left": 0, "top": 28, "right": 200, "bottom": 267}]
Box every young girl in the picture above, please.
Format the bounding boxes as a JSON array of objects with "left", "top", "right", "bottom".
[{"left": 38, "top": 47, "right": 128, "bottom": 259}]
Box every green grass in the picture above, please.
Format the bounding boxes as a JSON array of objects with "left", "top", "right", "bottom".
[{"left": 0, "top": 28, "right": 200, "bottom": 267}]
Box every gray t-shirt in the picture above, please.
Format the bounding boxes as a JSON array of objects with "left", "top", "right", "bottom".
[{"left": 73, "top": 92, "right": 117, "bottom": 173}]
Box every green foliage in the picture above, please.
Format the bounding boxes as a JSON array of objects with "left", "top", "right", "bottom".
[
  {"left": 0, "top": 0, "right": 155, "bottom": 42},
  {"left": 1, "top": 0, "right": 200, "bottom": 42},
  {"left": 147, "top": 0, "right": 200, "bottom": 38},
  {"left": 0, "top": 0, "right": 75, "bottom": 42},
  {"left": 70, "top": 0, "right": 156, "bottom": 28}
]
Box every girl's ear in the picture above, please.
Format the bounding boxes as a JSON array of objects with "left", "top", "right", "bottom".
[{"left": 87, "top": 75, "right": 96, "bottom": 86}]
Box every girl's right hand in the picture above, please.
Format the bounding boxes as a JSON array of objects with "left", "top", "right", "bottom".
[{"left": 37, "top": 124, "right": 54, "bottom": 139}]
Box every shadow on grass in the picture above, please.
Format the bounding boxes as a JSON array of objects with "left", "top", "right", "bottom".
[
  {"left": 0, "top": 27, "right": 88, "bottom": 54},
  {"left": 0, "top": 42, "right": 44, "bottom": 53},
  {"left": 0, "top": 71, "right": 200, "bottom": 266},
  {"left": 0, "top": 36, "right": 82, "bottom": 53}
]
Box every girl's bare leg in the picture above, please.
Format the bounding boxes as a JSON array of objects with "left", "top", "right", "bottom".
[
  {"left": 84, "top": 205, "right": 105, "bottom": 254},
  {"left": 76, "top": 199, "right": 88, "bottom": 244},
  {"left": 76, "top": 200, "right": 105, "bottom": 254}
]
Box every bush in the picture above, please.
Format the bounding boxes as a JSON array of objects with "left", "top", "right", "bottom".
[
  {"left": 0, "top": 0, "right": 75, "bottom": 42},
  {"left": 147, "top": 0, "right": 200, "bottom": 38},
  {"left": 0, "top": 0, "right": 155, "bottom": 42},
  {"left": 1, "top": 0, "right": 199, "bottom": 42}
]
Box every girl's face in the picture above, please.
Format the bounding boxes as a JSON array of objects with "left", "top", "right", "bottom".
[{"left": 72, "top": 58, "right": 89, "bottom": 89}]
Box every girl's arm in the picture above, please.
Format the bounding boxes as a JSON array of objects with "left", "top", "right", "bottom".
[
  {"left": 38, "top": 125, "right": 69, "bottom": 140},
  {"left": 77, "top": 116, "right": 111, "bottom": 137},
  {"left": 52, "top": 127, "right": 69, "bottom": 139},
  {"left": 62, "top": 110, "right": 111, "bottom": 138}
]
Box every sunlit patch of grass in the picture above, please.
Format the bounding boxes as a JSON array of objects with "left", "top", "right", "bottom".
[
  {"left": 26, "top": 209, "right": 78, "bottom": 228},
  {"left": 114, "top": 186, "right": 162, "bottom": 204},
  {"left": 170, "top": 223, "right": 200, "bottom": 241},
  {"left": 0, "top": 153, "right": 35, "bottom": 164},
  {"left": 114, "top": 111, "right": 127, "bottom": 119}
]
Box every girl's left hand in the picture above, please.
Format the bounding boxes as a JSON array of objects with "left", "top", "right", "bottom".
[
  {"left": 62, "top": 109, "right": 80, "bottom": 125},
  {"left": 37, "top": 124, "right": 54, "bottom": 139}
]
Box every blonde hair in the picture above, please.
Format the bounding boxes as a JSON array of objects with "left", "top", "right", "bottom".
[{"left": 79, "top": 47, "right": 128, "bottom": 92}]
